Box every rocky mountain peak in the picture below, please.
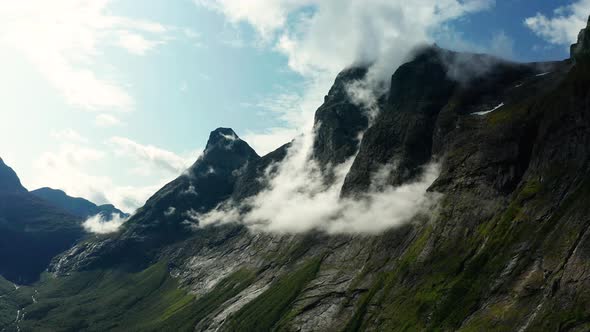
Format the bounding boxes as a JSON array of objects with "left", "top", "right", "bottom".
[
  {"left": 571, "top": 15, "right": 590, "bottom": 62},
  {"left": 196, "top": 128, "right": 259, "bottom": 174},
  {"left": 205, "top": 128, "right": 240, "bottom": 150},
  {"left": 0, "top": 158, "right": 26, "bottom": 193}
]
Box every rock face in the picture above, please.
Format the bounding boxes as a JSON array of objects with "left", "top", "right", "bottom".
[
  {"left": 7, "top": 19, "right": 590, "bottom": 332},
  {"left": 342, "top": 47, "right": 456, "bottom": 195},
  {"left": 312, "top": 66, "right": 370, "bottom": 170},
  {"left": 31, "top": 187, "right": 128, "bottom": 219},
  {"left": 571, "top": 15, "right": 590, "bottom": 62}
]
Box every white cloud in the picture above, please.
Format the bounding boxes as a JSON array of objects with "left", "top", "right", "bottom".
[
  {"left": 51, "top": 129, "right": 88, "bottom": 143},
  {"left": 109, "top": 136, "right": 195, "bottom": 174},
  {"left": 194, "top": 0, "right": 313, "bottom": 39},
  {"left": 31, "top": 142, "right": 169, "bottom": 213},
  {"left": 243, "top": 127, "right": 298, "bottom": 155},
  {"left": 83, "top": 213, "right": 128, "bottom": 234},
  {"left": 0, "top": 1, "right": 170, "bottom": 112},
  {"left": 96, "top": 114, "right": 124, "bottom": 127},
  {"left": 524, "top": 0, "right": 590, "bottom": 45},
  {"left": 198, "top": 134, "right": 441, "bottom": 234},
  {"left": 117, "top": 30, "right": 164, "bottom": 55},
  {"left": 38, "top": 143, "right": 104, "bottom": 168},
  {"left": 95, "top": 113, "right": 123, "bottom": 127}
]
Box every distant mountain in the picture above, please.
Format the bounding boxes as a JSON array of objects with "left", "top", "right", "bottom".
[
  {"left": 31, "top": 187, "right": 129, "bottom": 219},
  {"left": 0, "top": 159, "right": 84, "bottom": 284}
]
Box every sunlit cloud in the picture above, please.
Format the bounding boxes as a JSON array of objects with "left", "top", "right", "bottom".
[
  {"left": 0, "top": 0, "right": 171, "bottom": 112},
  {"left": 525, "top": 0, "right": 590, "bottom": 45},
  {"left": 96, "top": 114, "right": 124, "bottom": 127}
]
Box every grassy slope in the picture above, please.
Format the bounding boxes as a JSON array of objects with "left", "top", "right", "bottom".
[{"left": 0, "top": 262, "right": 256, "bottom": 332}]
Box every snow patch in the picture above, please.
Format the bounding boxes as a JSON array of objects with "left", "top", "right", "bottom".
[
  {"left": 473, "top": 102, "right": 504, "bottom": 116},
  {"left": 536, "top": 72, "right": 551, "bottom": 77},
  {"left": 219, "top": 132, "right": 237, "bottom": 141}
]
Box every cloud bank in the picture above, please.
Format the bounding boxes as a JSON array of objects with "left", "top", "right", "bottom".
[{"left": 196, "top": 133, "right": 441, "bottom": 234}]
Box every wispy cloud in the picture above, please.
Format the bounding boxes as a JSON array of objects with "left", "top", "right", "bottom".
[
  {"left": 32, "top": 142, "right": 168, "bottom": 213},
  {"left": 51, "top": 129, "right": 88, "bottom": 143},
  {"left": 198, "top": 137, "right": 441, "bottom": 234},
  {"left": 96, "top": 114, "right": 124, "bottom": 127},
  {"left": 198, "top": 0, "right": 494, "bottom": 154},
  {"left": 109, "top": 136, "right": 195, "bottom": 174},
  {"left": 0, "top": 1, "right": 171, "bottom": 112},
  {"left": 117, "top": 30, "right": 165, "bottom": 55}
]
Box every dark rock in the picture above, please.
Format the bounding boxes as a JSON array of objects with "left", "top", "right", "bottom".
[
  {"left": 0, "top": 158, "right": 26, "bottom": 193},
  {"left": 312, "top": 66, "right": 370, "bottom": 170},
  {"left": 571, "top": 16, "right": 590, "bottom": 62},
  {"left": 342, "top": 47, "right": 456, "bottom": 195},
  {"left": 0, "top": 159, "right": 84, "bottom": 284}
]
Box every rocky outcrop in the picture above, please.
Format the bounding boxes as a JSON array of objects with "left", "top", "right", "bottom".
[
  {"left": 571, "top": 15, "right": 590, "bottom": 62},
  {"left": 312, "top": 66, "right": 370, "bottom": 171}
]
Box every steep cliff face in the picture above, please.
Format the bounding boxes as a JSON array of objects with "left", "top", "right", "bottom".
[
  {"left": 571, "top": 16, "right": 590, "bottom": 62},
  {"left": 6, "top": 22, "right": 590, "bottom": 332},
  {"left": 312, "top": 66, "right": 370, "bottom": 170}
]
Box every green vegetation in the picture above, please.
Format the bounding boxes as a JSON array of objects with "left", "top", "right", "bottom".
[
  {"left": 225, "top": 258, "right": 322, "bottom": 331},
  {"left": 0, "top": 262, "right": 257, "bottom": 332}
]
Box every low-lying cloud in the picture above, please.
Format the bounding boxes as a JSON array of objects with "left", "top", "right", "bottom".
[
  {"left": 195, "top": 132, "right": 441, "bottom": 234},
  {"left": 82, "top": 213, "right": 129, "bottom": 234}
]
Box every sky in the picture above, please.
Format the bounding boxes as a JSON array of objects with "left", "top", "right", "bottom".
[{"left": 0, "top": 0, "right": 587, "bottom": 213}]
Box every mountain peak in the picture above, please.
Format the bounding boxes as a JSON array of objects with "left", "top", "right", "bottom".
[
  {"left": 571, "top": 15, "right": 590, "bottom": 62},
  {"left": 189, "top": 127, "right": 259, "bottom": 175},
  {"left": 205, "top": 127, "right": 241, "bottom": 150},
  {"left": 0, "top": 158, "right": 26, "bottom": 193}
]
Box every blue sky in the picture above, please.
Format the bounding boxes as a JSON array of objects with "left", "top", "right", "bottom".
[{"left": 0, "top": 0, "right": 587, "bottom": 212}]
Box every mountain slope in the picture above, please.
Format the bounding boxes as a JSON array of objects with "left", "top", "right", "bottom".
[
  {"left": 5, "top": 17, "right": 590, "bottom": 332},
  {"left": 0, "top": 159, "right": 84, "bottom": 284},
  {"left": 31, "top": 187, "right": 128, "bottom": 219}
]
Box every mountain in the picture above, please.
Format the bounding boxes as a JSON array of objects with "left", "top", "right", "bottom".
[
  {"left": 31, "top": 187, "right": 129, "bottom": 219},
  {"left": 3, "top": 16, "right": 590, "bottom": 332},
  {"left": 0, "top": 158, "right": 26, "bottom": 194},
  {"left": 0, "top": 159, "right": 84, "bottom": 285}
]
